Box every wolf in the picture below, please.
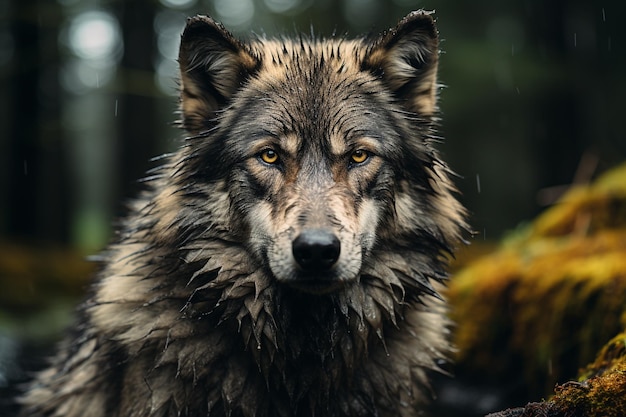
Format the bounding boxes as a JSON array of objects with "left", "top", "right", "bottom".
[{"left": 20, "top": 10, "right": 466, "bottom": 417}]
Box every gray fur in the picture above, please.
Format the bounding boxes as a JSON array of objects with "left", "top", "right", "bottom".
[{"left": 20, "top": 10, "right": 466, "bottom": 417}]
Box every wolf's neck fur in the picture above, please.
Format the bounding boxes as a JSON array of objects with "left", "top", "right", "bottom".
[
  {"left": 73, "top": 214, "right": 448, "bottom": 417},
  {"left": 22, "top": 142, "right": 456, "bottom": 417}
]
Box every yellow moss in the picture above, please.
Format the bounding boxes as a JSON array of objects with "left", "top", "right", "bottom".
[
  {"left": 487, "top": 335, "right": 626, "bottom": 416},
  {"left": 581, "top": 332, "right": 626, "bottom": 378},
  {"left": 552, "top": 365, "right": 626, "bottom": 417},
  {"left": 447, "top": 163, "right": 626, "bottom": 396},
  {"left": 531, "top": 163, "right": 626, "bottom": 238},
  {"left": 449, "top": 230, "right": 626, "bottom": 364},
  {"left": 549, "top": 350, "right": 626, "bottom": 417}
]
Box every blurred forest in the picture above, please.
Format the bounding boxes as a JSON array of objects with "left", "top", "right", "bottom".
[
  {"left": 0, "top": 0, "right": 626, "bottom": 253},
  {"left": 1, "top": 0, "right": 625, "bottom": 252},
  {"left": 0, "top": 0, "right": 625, "bottom": 415}
]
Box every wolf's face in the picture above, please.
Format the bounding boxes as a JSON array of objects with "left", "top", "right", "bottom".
[
  {"left": 226, "top": 60, "right": 402, "bottom": 294},
  {"left": 174, "top": 12, "right": 460, "bottom": 297}
]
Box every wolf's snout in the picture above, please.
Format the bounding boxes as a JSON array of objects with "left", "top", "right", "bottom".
[{"left": 292, "top": 229, "right": 341, "bottom": 271}]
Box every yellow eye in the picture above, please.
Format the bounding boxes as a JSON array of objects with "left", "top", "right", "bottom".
[
  {"left": 260, "top": 149, "right": 279, "bottom": 164},
  {"left": 351, "top": 149, "right": 369, "bottom": 164}
]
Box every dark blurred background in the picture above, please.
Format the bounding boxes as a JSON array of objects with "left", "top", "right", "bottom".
[
  {"left": 0, "top": 0, "right": 625, "bottom": 415},
  {"left": 2, "top": 0, "right": 626, "bottom": 252}
]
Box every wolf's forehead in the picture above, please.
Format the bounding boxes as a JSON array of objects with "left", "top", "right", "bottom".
[
  {"left": 251, "top": 38, "right": 368, "bottom": 76},
  {"left": 235, "top": 38, "right": 394, "bottom": 154},
  {"left": 243, "top": 37, "right": 385, "bottom": 120}
]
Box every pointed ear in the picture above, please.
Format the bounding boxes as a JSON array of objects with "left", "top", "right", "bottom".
[
  {"left": 363, "top": 10, "right": 439, "bottom": 116},
  {"left": 178, "top": 15, "right": 259, "bottom": 132}
]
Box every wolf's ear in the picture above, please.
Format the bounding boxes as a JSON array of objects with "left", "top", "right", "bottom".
[
  {"left": 178, "top": 15, "right": 259, "bottom": 132},
  {"left": 363, "top": 10, "right": 439, "bottom": 116}
]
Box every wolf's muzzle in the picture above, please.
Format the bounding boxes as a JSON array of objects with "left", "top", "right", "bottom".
[{"left": 292, "top": 229, "right": 341, "bottom": 272}]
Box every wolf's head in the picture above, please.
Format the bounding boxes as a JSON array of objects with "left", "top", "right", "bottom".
[{"left": 174, "top": 11, "right": 463, "bottom": 297}]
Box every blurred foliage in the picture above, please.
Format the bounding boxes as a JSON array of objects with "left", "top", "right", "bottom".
[
  {"left": 448, "top": 162, "right": 626, "bottom": 404},
  {"left": 0, "top": 242, "right": 92, "bottom": 340}
]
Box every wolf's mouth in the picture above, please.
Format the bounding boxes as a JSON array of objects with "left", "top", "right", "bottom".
[{"left": 283, "top": 277, "right": 348, "bottom": 295}]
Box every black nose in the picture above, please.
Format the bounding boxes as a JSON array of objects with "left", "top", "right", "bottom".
[{"left": 292, "top": 229, "right": 341, "bottom": 271}]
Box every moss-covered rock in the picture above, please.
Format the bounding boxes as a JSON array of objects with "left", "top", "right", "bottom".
[{"left": 447, "top": 163, "right": 626, "bottom": 399}]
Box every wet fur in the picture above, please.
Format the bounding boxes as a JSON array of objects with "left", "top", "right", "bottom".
[{"left": 20, "top": 10, "right": 466, "bottom": 417}]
